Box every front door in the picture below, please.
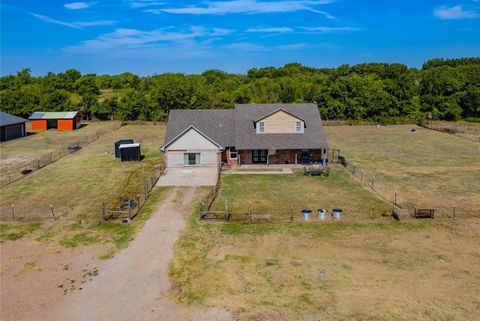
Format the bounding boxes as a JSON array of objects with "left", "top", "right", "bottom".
[{"left": 252, "top": 149, "right": 268, "bottom": 164}]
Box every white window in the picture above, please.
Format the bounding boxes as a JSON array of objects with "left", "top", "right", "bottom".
[
  {"left": 184, "top": 153, "right": 201, "bottom": 166},
  {"left": 230, "top": 147, "right": 237, "bottom": 159},
  {"left": 258, "top": 122, "right": 265, "bottom": 133},
  {"left": 296, "top": 121, "right": 303, "bottom": 132}
]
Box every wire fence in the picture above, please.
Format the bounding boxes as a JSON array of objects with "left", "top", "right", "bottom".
[
  {"left": 0, "top": 122, "right": 123, "bottom": 187},
  {"left": 101, "top": 164, "right": 164, "bottom": 221},
  {"left": 418, "top": 122, "right": 480, "bottom": 142}
]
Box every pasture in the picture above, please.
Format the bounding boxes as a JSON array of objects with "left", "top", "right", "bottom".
[
  {"left": 172, "top": 203, "right": 480, "bottom": 321},
  {"left": 324, "top": 125, "right": 480, "bottom": 210},
  {"left": 0, "top": 121, "right": 121, "bottom": 185},
  {"left": 0, "top": 123, "right": 166, "bottom": 221}
]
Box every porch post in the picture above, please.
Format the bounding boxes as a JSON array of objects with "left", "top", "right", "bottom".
[{"left": 295, "top": 151, "right": 298, "bottom": 165}]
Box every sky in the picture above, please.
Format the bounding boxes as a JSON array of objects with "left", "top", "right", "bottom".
[{"left": 1, "top": 0, "right": 480, "bottom": 75}]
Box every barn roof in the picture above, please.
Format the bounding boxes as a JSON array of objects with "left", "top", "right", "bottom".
[
  {"left": 0, "top": 111, "right": 28, "bottom": 127},
  {"left": 29, "top": 111, "right": 79, "bottom": 120}
]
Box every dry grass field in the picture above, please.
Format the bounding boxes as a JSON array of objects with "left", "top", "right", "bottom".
[
  {"left": 0, "top": 123, "right": 166, "bottom": 221},
  {"left": 172, "top": 189, "right": 480, "bottom": 321},
  {"left": 0, "top": 121, "right": 120, "bottom": 176},
  {"left": 324, "top": 125, "right": 480, "bottom": 210},
  {"left": 428, "top": 121, "right": 480, "bottom": 142}
]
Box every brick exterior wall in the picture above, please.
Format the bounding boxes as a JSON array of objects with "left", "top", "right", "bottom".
[
  {"left": 268, "top": 150, "right": 297, "bottom": 164},
  {"left": 239, "top": 150, "right": 253, "bottom": 165},
  {"left": 238, "top": 149, "right": 325, "bottom": 165}
]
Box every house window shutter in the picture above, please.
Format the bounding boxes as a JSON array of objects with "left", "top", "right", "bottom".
[
  {"left": 184, "top": 153, "right": 188, "bottom": 165},
  {"left": 196, "top": 153, "right": 201, "bottom": 165}
]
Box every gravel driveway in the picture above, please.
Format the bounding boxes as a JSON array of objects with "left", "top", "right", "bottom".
[{"left": 56, "top": 187, "right": 231, "bottom": 321}]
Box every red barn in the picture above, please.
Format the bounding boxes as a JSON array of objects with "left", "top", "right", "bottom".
[{"left": 29, "top": 111, "right": 81, "bottom": 131}]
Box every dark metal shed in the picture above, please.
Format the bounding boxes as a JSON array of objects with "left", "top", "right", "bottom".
[
  {"left": 119, "top": 143, "right": 141, "bottom": 162},
  {"left": 114, "top": 139, "right": 134, "bottom": 158}
]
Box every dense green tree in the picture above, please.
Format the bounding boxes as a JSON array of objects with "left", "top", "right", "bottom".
[{"left": 1, "top": 57, "right": 478, "bottom": 121}]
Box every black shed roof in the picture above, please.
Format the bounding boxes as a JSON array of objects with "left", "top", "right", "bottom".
[{"left": 0, "top": 111, "right": 28, "bottom": 127}]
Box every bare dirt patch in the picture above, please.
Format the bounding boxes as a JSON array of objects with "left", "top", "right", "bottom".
[{"left": 0, "top": 237, "right": 110, "bottom": 321}]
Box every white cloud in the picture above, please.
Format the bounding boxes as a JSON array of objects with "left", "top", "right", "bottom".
[
  {"left": 276, "top": 43, "right": 308, "bottom": 50},
  {"left": 434, "top": 5, "right": 479, "bottom": 20},
  {"left": 225, "top": 42, "right": 269, "bottom": 51},
  {"left": 247, "top": 27, "right": 293, "bottom": 33},
  {"left": 300, "top": 26, "right": 363, "bottom": 32},
  {"left": 67, "top": 26, "right": 231, "bottom": 52},
  {"left": 128, "top": 1, "right": 165, "bottom": 9},
  {"left": 75, "top": 20, "right": 116, "bottom": 27},
  {"left": 64, "top": 2, "right": 91, "bottom": 10},
  {"left": 144, "top": 0, "right": 335, "bottom": 18},
  {"left": 30, "top": 12, "right": 83, "bottom": 29},
  {"left": 30, "top": 12, "right": 115, "bottom": 29}
]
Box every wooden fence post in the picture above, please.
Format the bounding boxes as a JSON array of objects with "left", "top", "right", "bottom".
[
  {"left": 371, "top": 175, "right": 375, "bottom": 189},
  {"left": 102, "top": 202, "right": 106, "bottom": 220},
  {"left": 137, "top": 194, "right": 141, "bottom": 208},
  {"left": 11, "top": 204, "right": 15, "bottom": 221},
  {"left": 290, "top": 206, "right": 294, "bottom": 223},
  {"left": 50, "top": 204, "right": 56, "bottom": 220}
]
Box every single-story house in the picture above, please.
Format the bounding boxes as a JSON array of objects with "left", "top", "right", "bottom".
[
  {"left": 29, "top": 111, "right": 81, "bottom": 131},
  {"left": 160, "top": 103, "right": 329, "bottom": 168},
  {"left": 0, "top": 111, "right": 28, "bottom": 142}
]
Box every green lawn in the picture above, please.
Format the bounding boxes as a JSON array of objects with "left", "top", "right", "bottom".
[
  {"left": 324, "top": 125, "right": 480, "bottom": 209},
  {"left": 0, "top": 123, "right": 166, "bottom": 221},
  {"left": 211, "top": 170, "right": 391, "bottom": 220}
]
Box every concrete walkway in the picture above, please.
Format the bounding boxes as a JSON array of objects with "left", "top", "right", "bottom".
[
  {"left": 56, "top": 188, "right": 231, "bottom": 321},
  {"left": 224, "top": 168, "right": 294, "bottom": 175},
  {"left": 157, "top": 167, "right": 218, "bottom": 186}
]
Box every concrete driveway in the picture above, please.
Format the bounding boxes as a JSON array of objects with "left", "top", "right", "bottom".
[{"left": 157, "top": 167, "right": 218, "bottom": 186}]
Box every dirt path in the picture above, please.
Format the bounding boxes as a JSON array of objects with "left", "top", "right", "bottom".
[{"left": 54, "top": 187, "right": 231, "bottom": 321}]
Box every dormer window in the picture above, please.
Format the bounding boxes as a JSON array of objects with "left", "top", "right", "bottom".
[
  {"left": 258, "top": 122, "right": 265, "bottom": 133},
  {"left": 296, "top": 121, "right": 303, "bottom": 133}
]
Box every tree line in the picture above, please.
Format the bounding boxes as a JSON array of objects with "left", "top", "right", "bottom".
[{"left": 1, "top": 57, "right": 479, "bottom": 123}]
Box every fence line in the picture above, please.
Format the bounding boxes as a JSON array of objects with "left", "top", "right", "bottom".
[
  {"left": 101, "top": 164, "right": 164, "bottom": 221},
  {"left": 418, "top": 122, "right": 480, "bottom": 142},
  {"left": 1, "top": 122, "right": 123, "bottom": 187}
]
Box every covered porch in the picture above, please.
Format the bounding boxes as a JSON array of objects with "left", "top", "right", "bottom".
[{"left": 228, "top": 149, "right": 328, "bottom": 166}]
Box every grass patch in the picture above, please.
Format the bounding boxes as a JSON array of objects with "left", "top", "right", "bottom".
[
  {"left": 59, "top": 232, "right": 102, "bottom": 248},
  {"left": 324, "top": 124, "right": 480, "bottom": 208},
  {"left": 0, "top": 123, "right": 166, "bottom": 221},
  {"left": 212, "top": 170, "right": 391, "bottom": 219},
  {"left": 0, "top": 223, "right": 41, "bottom": 241}
]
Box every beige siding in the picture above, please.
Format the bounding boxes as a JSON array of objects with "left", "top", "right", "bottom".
[
  {"left": 258, "top": 110, "right": 303, "bottom": 134},
  {"left": 166, "top": 128, "right": 219, "bottom": 150},
  {"left": 165, "top": 128, "right": 220, "bottom": 168},
  {"left": 166, "top": 150, "right": 219, "bottom": 167}
]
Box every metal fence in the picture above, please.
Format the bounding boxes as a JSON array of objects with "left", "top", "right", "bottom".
[
  {"left": 101, "top": 164, "right": 164, "bottom": 221},
  {"left": 1, "top": 123, "right": 123, "bottom": 187}
]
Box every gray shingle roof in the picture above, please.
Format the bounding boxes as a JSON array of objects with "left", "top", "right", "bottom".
[
  {"left": 163, "top": 109, "right": 235, "bottom": 148},
  {"left": 0, "top": 111, "right": 28, "bottom": 127},
  {"left": 162, "top": 103, "right": 328, "bottom": 150},
  {"left": 234, "top": 103, "right": 328, "bottom": 150}
]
